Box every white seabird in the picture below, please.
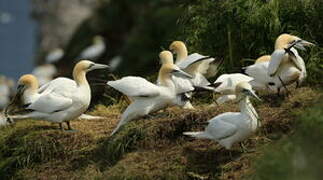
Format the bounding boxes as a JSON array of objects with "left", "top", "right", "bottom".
[
  {"left": 107, "top": 51, "right": 193, "bottom": 135},
  {"left": 79, "top": 35, "right": 106, "bottom": 60},
  {"left": 183, "top": 81, "right": 261, "bottom": 150},
  {"left": 168, "top": 41, "right": 219, "bottom": 109},
  {"left": 7, "top": 60, "right": 109, "bottom": 130},
  {"left": 213, "top": 73, "right": 254, "bottom": 104},
  {"left": 46, "top": 48, "right": 64, "bottom": 63},
  {"left": 244, "top": 34, "right": 314, "bottom": 95}
]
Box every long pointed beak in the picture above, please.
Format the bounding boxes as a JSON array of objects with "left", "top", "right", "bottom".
[
  {"left": 16, "top": 84, "right": 25, "bottom": 95},
  {"left": 172, "top": 69, "right": 193, "bottom": 79},
  {"left": 247, "top": 90, "right": 262, "bottom": 101},
  {"left": 295, "top": 40, "right": 315, "bottom": 51},
  {"left": 91, "top": 63, "right": 110, "bottom": 71}
]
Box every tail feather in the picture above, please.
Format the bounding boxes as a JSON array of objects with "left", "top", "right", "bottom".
[{"left": 183, "top": 131, "right": 211, "bottom": 139}]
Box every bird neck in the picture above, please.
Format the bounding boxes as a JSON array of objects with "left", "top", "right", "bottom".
[
  {"left": 23, "top": 87, "right": 39, "bottom": 104},
  {"left": 158, "top": 69, "right": 175, "bottom": 90},
  {"left": 73, "top": 67, "right": 89, "bottom": 87},
  {"left": 175, "top": 48, "right": 188, "bottom": 64},
  {"left": 239, "top": 96, "right": 259, "bottom": 128}
]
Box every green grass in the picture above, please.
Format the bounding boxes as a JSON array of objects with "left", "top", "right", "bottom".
[
  {"left": 247, "top": 96, "right": 323, "bottom": 180},
  {"left": 0, "top": 87, "right": 321, "bottom": 179}
]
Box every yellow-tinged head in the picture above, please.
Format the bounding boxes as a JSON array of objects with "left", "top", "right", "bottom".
[
  {"left": 275, "top": 33, "right": 314, "bottom": 50},
  {"left": 158, "top": 51, "right": 192, "bottom": 86},
  {"left": 18, "top": 74, "right": 39, "bottom": 91},
  {"left": 73, "top": 60, "right": 109, "bottom": 85},
  {"left": 255, "top": 55, "right": 271, "bottom": 64},
  {"left": 275, "top": 34, "right": 300, "bottom": 49},
  {"left": 169, "top": 41, "right": 187, "bottom": 54},
  {"left": 159, "top": 50, "right": 174, "bottom": 65},
  {"left": 235, "top": 81, "right": 261, "bottom": 100}
]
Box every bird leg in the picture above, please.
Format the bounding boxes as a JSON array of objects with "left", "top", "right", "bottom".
[
  {"left": 65, "top": 121, "right": 78, "bottom": 132},
  {"left": 66, "top": 121, "right": 72, "bottom": 130},
  {"left": 58, "top": 123, "right": 64, "bottom": 130},
  {"left": 295, "top": 81, "right": 300, "bottom": 89},
  {"left": 278, "top": 76, "right": 290, "bottom": 96}
]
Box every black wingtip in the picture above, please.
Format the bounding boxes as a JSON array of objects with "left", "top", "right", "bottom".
[{"left": 241, "top": 67, "right": 247, "bottom": 75}]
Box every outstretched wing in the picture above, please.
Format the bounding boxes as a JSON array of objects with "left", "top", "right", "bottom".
[
  {"left": 177, "top": 53, "right": 214, "bottom": 74},
  {"left": 171, "top": 75, "right": 195, "bottom": 94},
  {"left": 214, "top": 73, "right": 253, "bottom": 93},
  {"left": 268, "top": 49, "right": 286, "bottom": 76},
  {"left": 107, "top": 76, "right": 160, "bottom": 98}
]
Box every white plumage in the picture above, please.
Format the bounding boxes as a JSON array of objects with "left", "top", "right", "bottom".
[
  {"left": 108, "top": 51, "right": 194, "bottom": 135},
  {"left": 79, "top": 36, "right": 106, "bottom": 60},
  {"left": 183, "top": 82, "right": 260, "bottom": 150},
  {"left": 168, "top": 41, "right": 217, "bottom": 109},
  {"left": 267, "top": 34, "right": 313, "bottom": 89},
  {"left": 244, "top": 34, "right": 313, "bottom": 94},
  {"left": 8, "top": 60, "right": 109, "bottom": 130},
  {"left": 212, "top": 73, "right": 253, "bottom": 104},
  {"left": 214, "top": 73, "right": 254, "bottom": 95},
  {"left": 46, "top": 48, "right": 64, "bottom": 63}
]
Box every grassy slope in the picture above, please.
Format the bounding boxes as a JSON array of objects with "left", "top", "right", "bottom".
[{"left": 0, "top": 87, "right": 321, "bottom": 180}]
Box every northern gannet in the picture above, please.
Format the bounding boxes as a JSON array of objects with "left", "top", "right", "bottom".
[
  {"left": 243, "top": 55, "right": 279, "bottom": 93},
  {"left": 244, "top": 34, "right": 314, "bottom": 94},
  {"left": 168, "top": 41, "right": 218, "bottom": 109},
  {"left": 107, "top": 51, "right": 193, "bottom": 135},
  {"left": 213, "top": 73, "right": 254, "bottom": 104},
  {"left": 169, "top": 41, "right": 216, "bottom": 86},
  {"left": 79, "top": 36, "right": 106, "bottom": 60},
  {"left": 46, "top": 48, "right": 64, "bottom": 63},
  {"left": 268, "top": 34, "right": 314, "bottom": 88},
  {"left": 7, "top": 60, "right": 109, "bottom": 130},
  {"left": 183, "top": 82, "right": 261, "bottom": 150}
]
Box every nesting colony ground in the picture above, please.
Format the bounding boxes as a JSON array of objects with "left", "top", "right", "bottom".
[{"left": 0, "top": 87, "right": 321, "bottom": 180}]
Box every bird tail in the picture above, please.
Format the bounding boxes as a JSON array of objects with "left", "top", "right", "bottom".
[
  {"left": 241, "top": 67, "right": 247, "bottom": 75},
  {"left": 183, "top": 131, "right": 210, "bottom": 139}
]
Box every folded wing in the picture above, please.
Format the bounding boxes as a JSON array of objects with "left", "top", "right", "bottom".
[{"left": 108, "top": 76, "right": 160, "bottom": 98}]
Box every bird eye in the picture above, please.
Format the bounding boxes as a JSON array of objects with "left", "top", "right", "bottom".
[
  {"left": 242, "top": 89, "right": 249, "bottom": 93},
  {"left": 88, "top": 63, "right": 95, "bottom": 69},
  {"left": 290, "top": 40, "right": 296, "bottom": 44}
]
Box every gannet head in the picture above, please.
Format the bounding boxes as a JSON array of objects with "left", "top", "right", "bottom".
[
  {"left": 74, "top": 60, "right": 109, "bottom": 73},
  {"left": 158, "top": 51, "right": 192, "bottom": 85},
  {"left": 169, "top": 41, "right": 187, "bottom": 55},
  {"left": 17, "top": 74, "right": 39, "bottom": 93},
  {"left": 93, "top": 35, "right": 104, "bottom": 44},
  {"left": 255, "top": 55, "right": 271, "bottom": 64},
  {"left": 159, "top": 50, "right": 174, "bottom": 64},
  {"left": 236, "top": 82, "right": 261, "bottom": 101},
  {"left": 275, "top": 34, "right": 315, "bottom": 50}
]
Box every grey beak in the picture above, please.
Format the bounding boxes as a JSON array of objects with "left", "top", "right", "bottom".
[
  {"left": 91, "top": 63, "right": 110, "bottom": 71},
  {"left": 295, "top": 40, "right": 315, "bottom": 51},
  {"left": 172, "top": 69, "right": 193, "bottom": 79},
  {"left": 16, "top": 84, "right": 25, "bottom": 94},
  {"left": 247, "top": 90, "right": 262, "bottom": 101}
]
